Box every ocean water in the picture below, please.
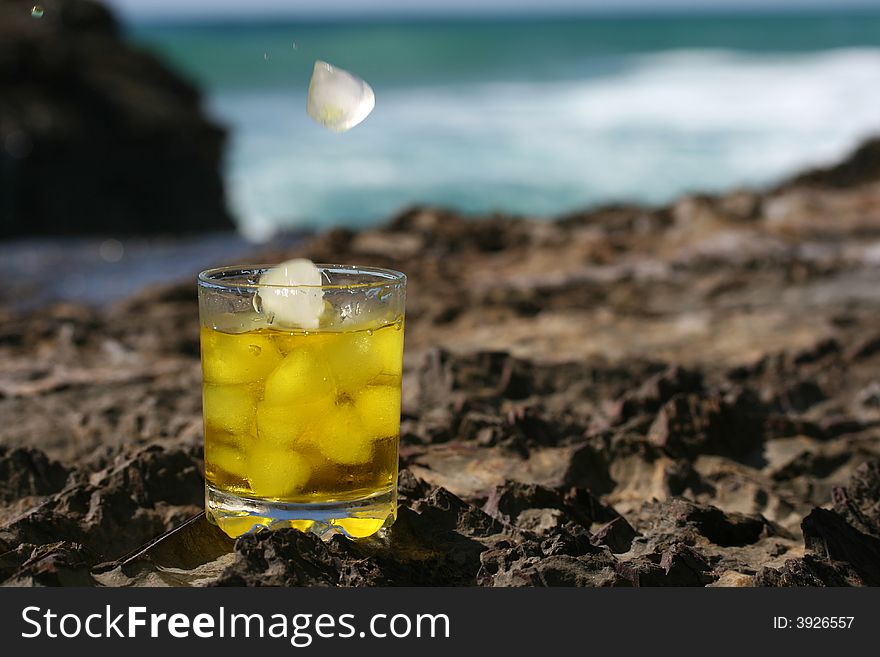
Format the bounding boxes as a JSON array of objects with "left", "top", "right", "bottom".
[{"left": 131, "top": 13, "right": 880, "bottom": 238}]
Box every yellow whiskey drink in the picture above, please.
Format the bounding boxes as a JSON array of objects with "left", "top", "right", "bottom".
[{"left": 197, "top": 263, "right": 406, "bottom": 539}]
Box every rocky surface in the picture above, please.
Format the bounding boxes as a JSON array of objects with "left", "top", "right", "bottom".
[
  {"left": 0, "top": 0, "right": 233, "bottom": 236},
  {"left": 2, "top": 137, "right": 880, "bottom": 586}
]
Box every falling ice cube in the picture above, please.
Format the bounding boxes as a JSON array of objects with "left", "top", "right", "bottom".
[
  {"left": 257, "top": 258, "right": 325, "bottom": 329},
  {"left": 307, "top": 60, "right": 375, "bottom": 132}
]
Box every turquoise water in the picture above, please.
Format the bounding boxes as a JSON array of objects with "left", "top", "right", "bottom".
[{"left": 131, "top": 13, "right": 880, "bottom": 237}]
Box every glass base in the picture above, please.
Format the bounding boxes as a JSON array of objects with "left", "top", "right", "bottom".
[{"left": 205, "top": 483, "right": 397, "bottom": 539}]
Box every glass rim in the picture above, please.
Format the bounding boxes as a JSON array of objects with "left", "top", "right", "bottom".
[{"left": 197, "top": 263, "right": 407, "bottom": 291}]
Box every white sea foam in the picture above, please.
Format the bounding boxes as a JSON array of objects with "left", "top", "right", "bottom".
[{"left": 209, "top": 48, "right": 880, "bottom": 236}]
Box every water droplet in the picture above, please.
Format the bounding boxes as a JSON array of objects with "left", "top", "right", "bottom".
[
  {"left": 98, "top": 238, "right": 124, "bottom": 263},
  {"left": 263, "top": 52, "right": 271, "bottom": 61},
  {"left": 366, "top": 329, "right": 373, "bottom": 336},
  {"left": 248, "top": 344, "right": 262, "bottom": 356},
  {"left": 252, "top": 293, "right": 263, "bottom": 313},
  {"left": 31, "top": 5, "right": 44, "bottom": 18},
  {"left": 292, "top": 42, "right": 298, "bottom": 50}
]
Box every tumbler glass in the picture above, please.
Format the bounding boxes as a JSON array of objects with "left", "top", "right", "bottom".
[{"left": 197, "top": 264, "right": 406, "bottom": 539}]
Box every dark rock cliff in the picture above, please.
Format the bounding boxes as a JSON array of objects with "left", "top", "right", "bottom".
[{"left": 0, "top": 0, "right": 234, "bottom": 236}]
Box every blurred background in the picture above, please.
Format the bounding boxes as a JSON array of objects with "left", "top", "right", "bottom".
[
  {"left": 123, "top": 0, "right": 880, "bottom": 238},
  {"left": 2, "top": 0, "right": 880, "bottom": 305}
]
